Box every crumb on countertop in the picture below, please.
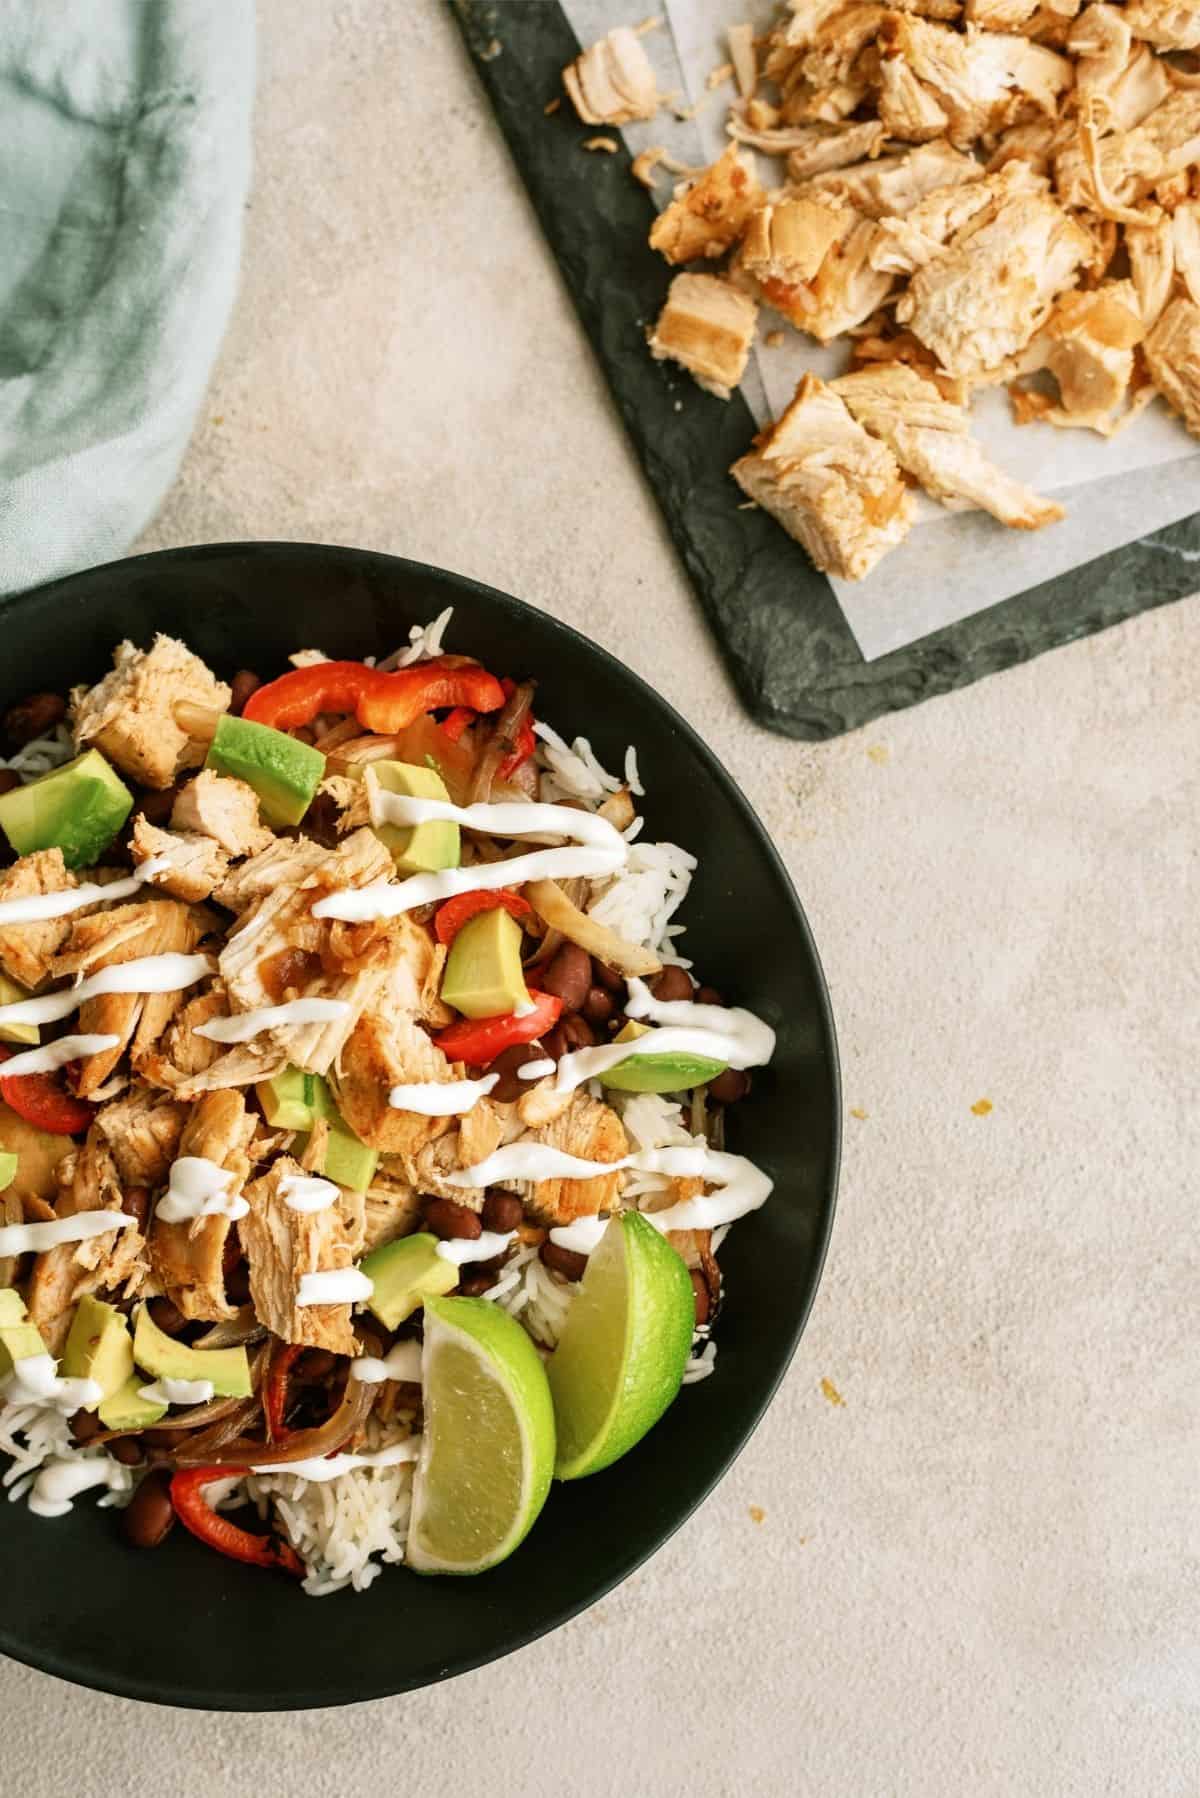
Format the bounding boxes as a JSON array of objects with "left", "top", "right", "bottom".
[
  {"left": 971, "top": 1098, "right": 994, "bottom": 1117},
  {"left": 820, "top": 1377, "right": 846, "bottom": 1408}
]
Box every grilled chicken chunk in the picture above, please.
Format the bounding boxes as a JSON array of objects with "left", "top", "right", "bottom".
[
  {"left": 1056, "top": 88, "right": 1200, "bottom": 214},
  {"left": 362, "top": 1171, "right": 423, "bottom": 1255},
  {"left": 563, "top": 25, "right": 659, "bottom": 126},
  {"left": 26, "top": 1129, "right": 147, "bottom": 1355},
  {"left": 1011, "top": 281, "right": 1146, "bottom": 430},
  {"left": 94, "top": 1083, "right": 188, "bottom": 1186},
  {"left": 131, "top": 816, "right": 229, "bottom": 903},
  {"left": 52, "top": 898, "right": 204, "bottom": 1096},
  {"left": 648, "top": 273, "right": 759, "bottom": 399},
  {"left": 1144, "top": 297, "right": 1200, "bottom": 436},
  {"left": 149, "top": 1090, "right": 257, "bottom": 1321},
  {"left": 649, "top": 145, "right": 765, "bottom": 264},
  {"left": 731, "top": 374, "right": 915, "bottom": 579},
  {"left": 170, "top": 770, "right": 272, "bottom": 859},
  {"left": 878, "top": 13, "right": 1072, "bottom": 149},
  {"left": 0, "top": 850, "right": 77, "bottom": 990},
  {"left": 516, "top": 1094, "right": 629, "bottom": 1226},
  {"left": 240, "top": 1154, "right": 360, "bottom": 1354},
  {"left": 213, "top": 838, "right": 328, "bottom": 912},
  {"left": 135, "top": 987, "right": 229, "bottom": 1092},
  {"left": 795, "top": 138, "right": 983, "bottom": 216},
  {"left": 333, "top": 983, "right": 464, "bottom": 1155},
  {"left": 72, "top": 634, "right": 230, "bottom": 790},
  {"left": 1122, "top": 0, "right": 1200, "bottom": 51},
  {"left": 779, "top": 118, "right": 888, "bottom": 180}
]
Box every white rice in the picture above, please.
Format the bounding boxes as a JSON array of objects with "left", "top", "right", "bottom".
[
  {"left": 624, "top": 746, "right": 644, "bottom": 797},
  {"left": 246, "top": 1426, "right": 417, "bottom": 1597},
  {"left": 0, "top": 1401, "right": 131, "bottom": 1509},
  {"left": 682, "top": 1341, "right": 718, "bottom": 1385},
  {"left": 389, "top": 605, "right": 455, "bottom": 669},
  {"left": 485, "top": 1242, "right": 578, "bottom": 1348},
  {"left": 0, "top": 723, "right": 75, "bottom": 778},
  {"left": 588, "top": 838, "right": 697, "bottom": 967},
  {"left": 534, "top": 721, "right": 623, "bottom": 803},
  {"left": 288, "top": 648, "right": 331, "bottom": 668}
]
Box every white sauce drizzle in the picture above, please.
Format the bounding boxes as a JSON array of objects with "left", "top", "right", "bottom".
[
  {"left": 311, "top": 796, "right": 628, "bottom": 921},
  {"left": 250, "top": 1437, "right": 420, "bottom": 1482},
  {"left": 518, "top": 1057, "right": 556, "bottom": 1081},
  {"left": 387, "top": 1074, "right": 499, "bottom": 1115},
  {"left": 156, "top": 1156, "right": 249, "bottom": 1225},
  {"left": 349, "top": 1340, "right": 423, "bottom": 1385},
  {"left": 27, "top": 1456, "right": 129, "bottom": 1518},
  {"left": 448, "top": 1144, "right": 772, "bottom": 1244},
  {"left": 0, "top": 855, "right": 171, "bottom": 927},
  {"left": 544, "top": 979, "right": 776, "bottom": 1100},
  {"left": 0, "top": 953, "right": 213, "bottom": 1028},
  {"left": 0, "top": 1208, "right": 135, "bottom": 1257},
  {"left": 194, "top": 998, "right": 351, "bottom": 1043},
  {"left": 138, "top": 1377, "right": 215, "bottom": 1406},
  {"left": 296, "top": 1268, "right": 374, "bottom": 1306},
  {"left": 0, "top": 1033, "right": 119, "bottom": 1078},
  {"left": 0, "top": 1355, "right": 103, "bottom": 1413},
  {"left": 278, "top": 1172, "right": 340, "bottom": 1214},
  {"left": 434, "top": 1229, "right": 516, "bottom": 1267}
]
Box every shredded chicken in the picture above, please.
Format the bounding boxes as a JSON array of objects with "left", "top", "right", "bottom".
[
  {"left": 149, "top": 1091, "right": 256, "bottom": 1321},
  {"left": 362, "top": 1171, "right": 423, "bottom": 1254},
  {"left": 731, "top": 374, "right": 916, "bottom": 579},
  {"left": 513, "top": 1095, "right": 629, "bottom": 1227},
  {"left": 649, "top": 144, "right": 765, "bottom": 263},
  {"left": 648, "top": 272, "right": 759, "bottom": 399},
  {"left": 240, "top": 1155, "right": 360, "bottom": 1354},
  {"left": 1144, "top": 295, "right": 1200, "bottom": 433},
  {"left": 563, "top": 25, "right": 660, "bottom": 125},
  {"left": 170, "top": 770, "right": 272, "bottom": 858},
  {"left": 0, "top": 850, "right": 77, "bottom": 990},
  {"left": 131, "top": 816, "right": 229, "bottom": 903},
  {"left": 94, "top": 1083, "right": 188, "bottom": 1186},
  {"left": 795, "top": 137, "right": 983, "bottom": 214},
  {"left": 26, "top": 1129, "right": 147, "bottom": 1354},
  {"left": 1010, "top": 281, "right": 1147, "bottom": 428},
  {"left": 72, "top": 634, "right": 230, "bottom": 790}
]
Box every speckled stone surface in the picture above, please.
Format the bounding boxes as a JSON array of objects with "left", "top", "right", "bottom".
[{"left": 2, "top": 3, "right": 1197, "bottom": 1792}]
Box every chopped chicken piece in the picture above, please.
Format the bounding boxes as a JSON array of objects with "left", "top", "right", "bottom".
[
  {"left": 1126, "top": 212, "right": 1176, "bottom": 327},
  {"left": 731, "top": 374, "right": 916, "bottom": 579},
  {"left": 1143, "top": 297, "right": 1200, "bottom": 435},
  {"left": 729, "top": 21, "right": 758, "bottom": 98},
  {"left": 1123, "top": 1, "right": 1200, "bottom": 52},
  {"left": 741, "top": 197, "right": 854, "bottom": 286},
  {"left": 131, "top": 816, "right": 229, "bottom": 904},
  {"left": 647, "top": 273, "right": 759, "bottom": 399},
  {"left": 849, "top": 324, "right": 971, "bottom": 401},
  {"left": 213, "top": 838, "right": 328, "bottom": 912},
  {"left": 171, "top": 1043, "right": 289, "bottom": 1100},
  {"left": 1056, "top": 89, "right": 1200, "bottom": 214},
  {"left": 362, "top": 1171, "right": 422, "bottom": 1255},
  {"left": 240, "top": 1155, "right": 359, "bottom": 1354},
  {"left": 170, "top": 770, "right": 272, "bottom": 858},
  {"left": 1012, "top": 282, "right": 1146, "bottom": 427},
  {"left": 563, "top": 25, "right": 659, "bottom": 126},
  {"left": 26, "top": 1129, "right": 147, "bottom": 1354},
  {"left": 458, "top": 1097, "right": 509, "bottom": 1170},
  {"left": 877, "top": 52, "right": 952, "bottom": 139},
  {"left": 803, "top": 214, "right": 899, "bottom": 339},
  {"left": 649, "top": 144, "right": 764, "bottom": 263},
  {"left": 332, "top": 995, "right": 462, "bottom": 1155},
  {"left": 897, "top": 180, "right": 1095, "bottom": 376},
  {"left": 799, "top": 2, "right": 893, "bottom": 90},
  {"left": 135, "top": 987, "right": 229, "bottom": 1091},
  {"left": 966, "top": 0, "right": 1039, "bottom": 25},
  {"left": 832, "top": 363, "right": 1064, "bottom": 524},
  {"left": 871, "top": 162, "right": 1041, "bottom": 273},
  {"left": 0, "top": 849, "right": 76, "bottom": 990},
  {"left": 795, "top": 137, "right": 983, "bottom": 214},
  {"left": 53, "top": 898, "right": 204, "bottom": 1095},
  {"left": 780, "top": 119, "right": 889, "bottom": 181},
  {"left": 72, "top": 634, "right": 230, "bottom": 790},
  {"left": 1069, "top": 2, "right": 1130, "bottom": 99},
  {"left": 94, "top": 1083, "right": 188, "bottom": 1186},
  {"left": 986, "top": 115, "right": 1076, "bottom": 175},
  {"left": 149, "top": 1091, "right": 257, "bottom": 1321},
  {"left": 1171, "top": 201, "right": 1200, "bottom": 305},
  {"left": 878, "top": 13, "right": 1072, "bottom": 148},
  {"left": 516, "top": 1095, "right": 629, "bottom": 1226}
]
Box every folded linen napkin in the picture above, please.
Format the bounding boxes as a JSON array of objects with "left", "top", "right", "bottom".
[{"left": 0, "top": 0, "right": 255, "bottom": 597}]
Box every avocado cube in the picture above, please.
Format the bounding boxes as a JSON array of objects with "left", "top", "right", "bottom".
[
  {"left": 256, "top": 1066, "right": 317, "bottom": 1132},
  {"left": 0, "top": 749, "right": 133, "bottom": 869},
  {"left": 0, "top": 975, "right": 39, "bottom": 1048},
  {"left": 0, "top": 1315, "right": 49, "bottom": 1379},
  {"left": 367, "top": 761, "right": 459, "bottom": 875},
  {"left": 0, "top": 1287, "right": 26, "bottom": 1326},
  {"left": 206, "top": 713, "right": 325, "bottom": 828},
  {"left": 60, "top": 1294, "right": 134, "bottom": 1403},
  {"left": 440, "top": 907, "right": 531, "bottom": 1020},
  {"left": 361, "top": 1233, "right": 457, "bottom": 1329},
  {"left": 98, "top": 1375, "right": 167, "bottom": 1431},
  {"left": 598, "top": 1020, "right": 727, "bottom": 1094},
  {"left": 0, "top": 1152, "right": 17, "bottom": 1193},
  {"left": 299, "top": 1079, "right": 378, "bottom": 1191},
  {"left": 133, "top": 1302, "right": 252, "bottom": 1397}
]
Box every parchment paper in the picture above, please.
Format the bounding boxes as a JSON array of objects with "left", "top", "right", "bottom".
[{"left": 561, "top": 0, "right": 1200, "bottom": 660}]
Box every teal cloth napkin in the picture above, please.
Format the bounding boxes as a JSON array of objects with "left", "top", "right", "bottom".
[{"left": 0, "top": 0, "right": 255, "bottom": 597}]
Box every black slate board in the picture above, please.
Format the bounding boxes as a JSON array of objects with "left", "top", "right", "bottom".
[{"left": 453, "top": 0, "right": 1200, "bottom": 740}]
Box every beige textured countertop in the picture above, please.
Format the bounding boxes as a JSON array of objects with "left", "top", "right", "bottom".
[{"left": 4, "top": 5, "right": 1198, "bottom": 1793}]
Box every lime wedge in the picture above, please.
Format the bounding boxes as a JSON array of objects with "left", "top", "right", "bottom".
[
  {"left": 407, "top": 1296, "right": 555, "bottom": 1575},
  {"left": 547, "top": 1211, "right": 694, "bottom": 1481}
]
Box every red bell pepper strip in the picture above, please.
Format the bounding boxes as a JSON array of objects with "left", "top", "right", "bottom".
[
  {"left": 432, "top": 991, "right": 563, "bottom": 1067},
  {"left": 265, "top": 1344, "right": 304, "bottom": 1442},
  {"left": 0, "top": 1045, "right": 94, "bottom": 1136},
  {"left": 243, "top": 658, "right": 506, "bottom": 736},
  {"left": 440, "top": 706, "right": 475, "bottom": 744},
  {"left": 170, "top": 1468, "right": 304, "bottom": 1576},
  {"left": 434, "top": 888, "right": 532, "bottom": 948}
]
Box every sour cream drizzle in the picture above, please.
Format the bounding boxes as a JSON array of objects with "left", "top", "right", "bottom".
[
  {"left": 0, "top": 1033, "right": 119, "bottom": 1078},
  {"left": 138, "top": 1377, "right": 215, "bottom": 1406},
  {"left": 388, "top": 1075, "right": 499, "bottom": 1115},
  {"left": 0, "top": 1355, "right": 103, "bottom": 1413},
  {"left": 0, "top": 1209, "right": 135, "bottom": 1257},
  {"left": 26, "top": 1456, "right": 129, "bottom": 1518},
  {"left": 250, "top": 1438, "right": 420, "bottom": 1482},
  {"left": 312, "top": 796, "right": 628, "bottom": 921},
  {"left": 519, "top": 1057, "right": 556, "bottom": 1081},
  {"left": 296, "top": 1268, "right": 374, "bottom": 1306},
  {"left": 434, "top": 1229, "right": 516, "bottom": 1267},
  {"left": 0, "top": 953, "right": 214, "bottom": 1028},
  {"left": 194, "top": 998, "right": 350, "bottom": 1043},
  {"left": 349, "top": 1340, "right": 423, "bottom": 1385},
  {"left": 278, "top": 1173, "right": 340, "bottom": 1213},
  {"left": 448, "top": 1145, "right": 772, "bottom": 1245},
  {"left": 0, "top": 856, "right": 171, "bottom": 927},
  {"left": 156, "top": 1156, "right": 249, "bottom": 1224}
]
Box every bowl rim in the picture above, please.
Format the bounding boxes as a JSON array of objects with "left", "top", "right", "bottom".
[{"left": 0, "top": 541, "right": 841, "bottom": 1709}]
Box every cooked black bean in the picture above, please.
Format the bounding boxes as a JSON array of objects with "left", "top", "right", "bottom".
[
  {"left": 690, "top": 1270, "right": 711, "bottom": 1328},
  {"left": 582, "top": 985, "right": 615, "bottom": 1026},
  {"left": 540, "top": 1240, "right": 588, "bottom": 1282},
  {"left": 694, "top": 986, "right": 725, "bottom": 1008},
  {"left": 709, "top": 1068, "right": 751, "bottom": 1105},
  {"left": 652, "top": 965, "right": 694, "bottom": 1003},
  {"left": 121, "top": 1469, "right": 176, "bottom": 1549},
  {"left": 590, "top": 959, "right": 625, "bottom": 994},
  {"left": 560, "top": 1012, "right": 596, "bottom": 1051},
  {"left": 482, "top": 1191, "right": 523, "bottom": 1233},
  {"left": 0, "top": 770, "right": 20, "bottom": 799},
  {"left": 541, "top": 943, "right": 592, "bottom": 1012},
  {"left": 147, "top": 1297, "right": 188, "bottom": 1337},
  {"left": 230, "top": 671, "right": 262, "bottom": 715},
  {"left": 69, "top": 1408, "right": 102, "bottom": 1446},
  {"left": 2, "top": 692, "right": 65, "bottom": 749},
  {"left": 488, "top": 1043, "right": 544, "bottom": 1102},
  {"left": 424, "top": 1197, "right": 482, "bottom": 1241},
  {"left": 109, "top": 1437, "right": 145, "bottom": 1467}
]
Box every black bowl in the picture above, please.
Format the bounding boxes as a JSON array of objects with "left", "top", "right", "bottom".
[{"left": 0, "top": 543, "right": 839, "bottom": 1709}]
